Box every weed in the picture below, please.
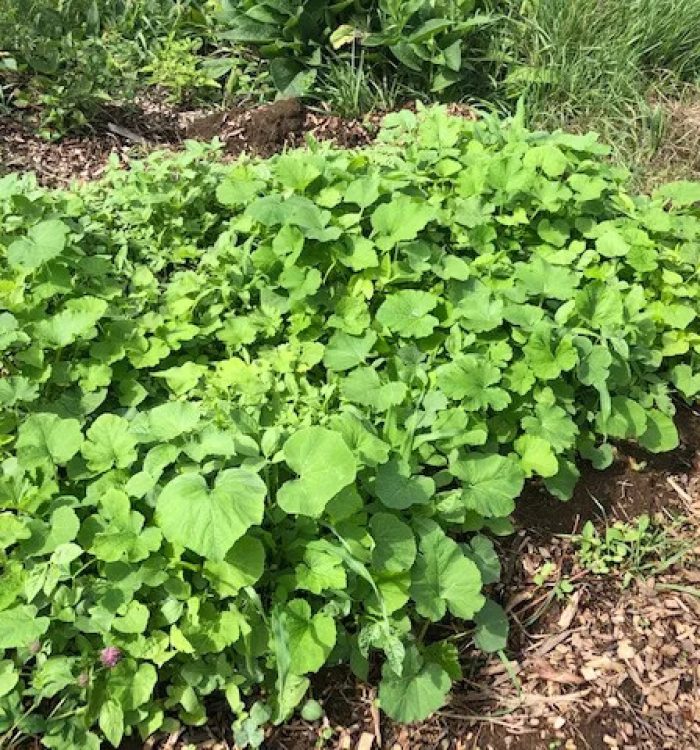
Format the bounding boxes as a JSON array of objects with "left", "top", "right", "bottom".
[{"left": 573, "top": 514, "right": 692, "bottom": 587}]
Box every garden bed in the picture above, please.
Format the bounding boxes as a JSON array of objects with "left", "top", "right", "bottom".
[{"left": 153, "top": 407, "right": 700, "bottom": 750}]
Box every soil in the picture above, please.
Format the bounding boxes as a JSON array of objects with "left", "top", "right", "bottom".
[
  {"left": 0, "top": 98, "right": 379, "bottom": 188},
  {"left": 0, "top": 98, "right": 478, "bottom": 188},
  {"left": 515, "top": 403, "right": 700, "bottom": 537}
]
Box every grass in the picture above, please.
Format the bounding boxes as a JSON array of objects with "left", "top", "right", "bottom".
[
  {"left": 316, "top": 49, "right": 411, "bottom": 119},
  {"left": 493, "top": 0, "right": 700, "bottom": 180}
]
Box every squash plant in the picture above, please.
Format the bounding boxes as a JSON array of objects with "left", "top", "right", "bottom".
[{"left": 1, "top": 106, "right": 700, "bottom": 748}]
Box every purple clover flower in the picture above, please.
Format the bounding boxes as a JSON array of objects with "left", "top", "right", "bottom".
[{"left": 99, "top": 646, "right": 122, "bottom": 669}]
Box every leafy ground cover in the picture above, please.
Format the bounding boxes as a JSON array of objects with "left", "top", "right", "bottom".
[{"left": 1, "top": 106, "right": 700, "bottom": 749}]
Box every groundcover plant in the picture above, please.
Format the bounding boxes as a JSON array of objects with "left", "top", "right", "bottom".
[{"left": 1, "top": 106, "right": 700, "bottom": 748}]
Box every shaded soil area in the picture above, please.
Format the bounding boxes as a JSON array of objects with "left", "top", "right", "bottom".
[{"left": 140, "top": 406, "right": 700, "bottom": 750}]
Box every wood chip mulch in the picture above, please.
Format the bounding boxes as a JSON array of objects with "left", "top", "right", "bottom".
[{"left": 0, "top": 98, "right": 477, "bottom": 189}]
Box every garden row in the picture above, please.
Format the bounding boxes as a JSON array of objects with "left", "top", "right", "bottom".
[{"left": 1, "top": 107, "right": 700, "bottom": 748}]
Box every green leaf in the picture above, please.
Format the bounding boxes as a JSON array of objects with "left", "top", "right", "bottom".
[
  {"left": 595, "top": 228, "right": 629, "bottom": 257},
  {"left": 376, "top": 290, "right": 439, "bottom": 338},
  {"left": 411, "top": 521, "right": 484, "bottom": 621},
  {"left": 379, "top": 646, "right": 451, "bottom": 722},
  {"left": 436, "top": 355, "right": 510, "bottom": 411},
  {"left": 515, "top": 434, "right": 559, "bottom": 478},
  {"left": 523, "top": 144, "right": 568, "bottom": 177},
  {"left": 0, "top": 605, "right": 49, "bottom": 649},
  {"left": 82, "top": 414, "right": 137, "bottom": 473},
  {"left": 453, "top": 280, "right": 504, "bottom": 332},
  {"left": 99, "top": 699, "right": 124, "bottom": 748},
  {"left": 301, "top": 698, "right": 324, "bottom": 722},
  {"left": 0, "top": 661, "right": 19, "bottom": 698},
  {"left": 156, "top": 469, "right": 266, "bottom": 560},
  {"left": 638, "top": 410, "right": 679, "bottom": 453},
  {"left": 33, "top": 297, "right": 108, "bottom": 348},
  {"left": 32, "top": 657, "right": 76, "bottom": 698},
  {"left": 473, "top": 600, "right": 508, "bottom": 653},
  {"left": 375, "top": 458, "right": 435, "bottom": 509},
  {"left": 285, "top": 599, "right": 336, "bottom": 675},
  {"left": 7, "top": 219, "right": 69, "bottom": 270},
  {"left": 371, "top": 196, "right": 435, "bottom": 247},
  {"left": 537, "top": 218, "right": 569, "bottom": 247},
  {"left": 345, "top": 174, "right": 380, "bottom": 208},
  {"left": 277, "top": 427, "right": 357, "bottom": 517},
  {"left": 295, "top": 540, "right": 347, "bottom": 594},
  {"left": 597, "top": 396, "right": 647, "bottom": 439},
  {"left": 323, "top": 330, "right": 377, "bottom": 371},
  {"left": 516, "top": 256, "right": 578, "bottom": 300},
  {"left": 204, "top": 536, "right": 266, "bottom": 598},
  {"left": 544, "top": 457, "right": 580, "bottom": 501},
  {"left": 575, "top": 283, "right": 623, "bottom": 329},
  {"left": 16, "top": 413, "right": 83, "bottom": 469},
  {"left": 524, "top": 325, "right": 578, "bottom": 380},
  {"left": 464, "top": 535, "right": 501, "bottom": 585},
  {"left": 340, "top": 367, "right": 407, "bottom": 411},
  {"left": 450, "top": 454, "right": 525, "bottom": 517},
  {"left": 370, "top": 513, "right": 417, "bottom": 574},
  {"left": 671, "top": 364, "right": 700, "bottom": 398},
  {"left": 131, "top": 402, "right": 201, "bottom": 443},
  {"left": 521, "top": 404, "right": 578, "bottom": 451}
]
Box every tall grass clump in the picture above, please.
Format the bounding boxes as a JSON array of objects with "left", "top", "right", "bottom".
[{"left": 496, "top": 0, "right": 700, "bottom": 164}]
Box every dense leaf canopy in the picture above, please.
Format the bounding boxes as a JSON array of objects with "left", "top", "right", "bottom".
[{"left": 1, "top": 106, "right": 699, "bottom": 746}]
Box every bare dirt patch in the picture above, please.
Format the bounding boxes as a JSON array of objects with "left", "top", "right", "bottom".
[{"left": 0, "top": 99, "right": 477, "bottom": 188}]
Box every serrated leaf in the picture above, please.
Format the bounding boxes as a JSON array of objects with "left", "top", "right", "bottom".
[
  {"left": 16, "top": 413, "right": 83, "bottom": 469},
  {"left": 371, "top": 196, "right": 435, "bottom": 247},
  {"left": 284, "top": 599, "right": 336, "bottom": 675},
  {"left": 0, "top": 605, "right": 49, "bottom": 649},
  {"left": 0, "top": 661, "right": 18, "bottom": 698},
  {"left": 34, "top": 297, "right": 108, "bottom": 348},
  {"left": 451, "top": 454, "right": 525, "bottom": 517},
  {"left": 82, "top": 414, "right": 137, "bottom": 473},
  {"left": 436, "top": 354, "right": 510, "bottom": 411},
  {"left": 411, "top": 521, "right": 484, "bottom": 621},
  {"left": 515, "top": 434, "right": 558, "bottom": 477},
  {"left": 7, "top": 219, "right": 69, "bottom": 271},
  {"left": 376, "top": 290, "right": 439, "bottom": 338}
]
